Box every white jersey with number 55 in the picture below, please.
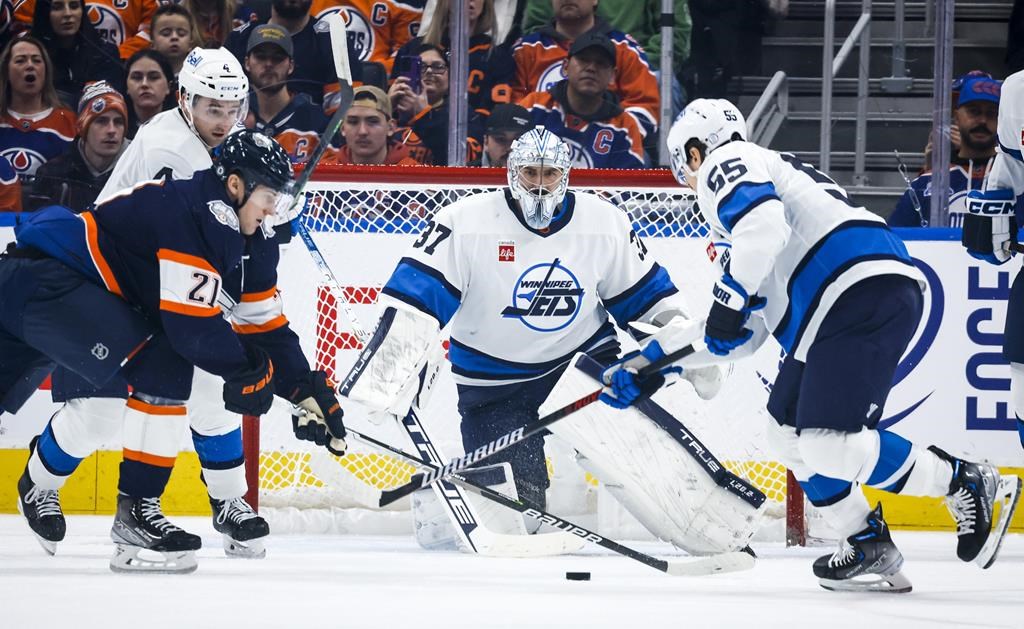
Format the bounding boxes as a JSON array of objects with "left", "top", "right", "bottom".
[{"left": 694, "top": 141, "right": 925, "bottom": 361}]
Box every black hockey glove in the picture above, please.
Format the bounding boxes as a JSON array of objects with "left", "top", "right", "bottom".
[
  {"left": 288, "top": 370, "right": 347, "bottom": 456},
  {"left": 223, "top": 345, "right": 275, "bottom": 416}
]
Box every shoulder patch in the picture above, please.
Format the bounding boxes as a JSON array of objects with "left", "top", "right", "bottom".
[
  {"left": 313, "top": 18, "right": 329, "bottom": 33},
  {"left": 208, "top": 200, "right": 240, "bottom": 232}
]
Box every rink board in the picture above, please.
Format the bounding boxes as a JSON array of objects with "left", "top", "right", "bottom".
[{"left": 0, "top": 222, "right": 1022, "bottom": 531}]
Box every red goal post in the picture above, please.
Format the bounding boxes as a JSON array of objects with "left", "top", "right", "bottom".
[{"left": 242, "top": 164, "right": 810, "bottom": 544}]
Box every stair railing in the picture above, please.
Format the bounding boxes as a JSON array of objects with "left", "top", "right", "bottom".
[{"left": 820, "top": 0, "right": 871, "bottom": 184}]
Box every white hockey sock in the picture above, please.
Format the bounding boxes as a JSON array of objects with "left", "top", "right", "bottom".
[
  {"left": 895, "top": 449, "right": 953, "bottom": 497},
  {"left": 813, "top": 488, "right": 872, "bottom": 538},
  {"left": 29, "top": 397, "right": 125, "bottom": 490}
]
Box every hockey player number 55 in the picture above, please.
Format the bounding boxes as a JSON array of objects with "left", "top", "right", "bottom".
[
  {"left": 706, "top": 158, "right": 748, "bottom": 193},
  {"left": 412, "top": 221, "right": 452, "bottom": 255}
]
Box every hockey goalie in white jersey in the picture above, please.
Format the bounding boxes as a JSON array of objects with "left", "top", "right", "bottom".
[
  {"left": 602, "top": 98, "right": 1022, "bottom": 592},
  {"left": 339, "top": 127, "right": 765, "bottom": 556}
]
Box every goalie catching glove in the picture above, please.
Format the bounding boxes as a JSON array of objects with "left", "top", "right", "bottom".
[
  {"left": 962, "top": 188, "right": 1017, "bottom": 265},
  {"left": 288, "top": 370, "right": 347, "bottom": 456},
  {"left": 223, "top": 344, "right": 275, "bottom": 416}
]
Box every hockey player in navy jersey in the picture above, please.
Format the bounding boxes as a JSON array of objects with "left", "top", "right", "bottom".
[
  {"left": 602, "top": 99, "right": 1021, "bottom": 593},
  {"left": 3, "top": 131, "right": 347, "bottom": 572},
  {"left": 337, "top": 126, "right": 719, "bottom": 546},
  {"left": 962, "top": 69, "right": 1024, "bottom": 451}
]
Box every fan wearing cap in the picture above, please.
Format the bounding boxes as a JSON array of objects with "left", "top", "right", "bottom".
[
  {"left": 511, "top": 0, "right": 659, "bottom": 140},
  {"left": 518, "top": 32, "right": 644, "bottom": 169},
  {"left": 27, "top": 80, "right": 128, "bottom": 211},
  {"left": 325, "top": 85, "right": 422, "bottom": 166},
  {"left": 470, "top": 103, "right": 531, "bottom": 167},
  {"left": 243, "top": 23, "right": 328, "bottom": 163},
  {"left": 890, "top": 76, "right": 1010, "bottom": 228}
]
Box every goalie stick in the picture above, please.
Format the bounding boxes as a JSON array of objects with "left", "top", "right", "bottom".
[
  {"left": 310, "top": 417, "right": 755, "bottom": 576},
  {"left": 377, "top": 344, "right": 697, "bottom": 507}
]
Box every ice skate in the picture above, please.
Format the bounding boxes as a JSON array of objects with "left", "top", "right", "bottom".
[
  {"left": 109, "top": 493, "right": 201, "bottom": 574},
  {"left": 813, "top": 503, "right": 912, "bottom": 594},
  {"left": 16, "top": 467, "right": 65, "bottom": 556},
  {"left": 211, "top": 496, "right": 269, "bottom": 559},
  {"left": 930, "top": 446, "right": 1022, "bottom": 568}
]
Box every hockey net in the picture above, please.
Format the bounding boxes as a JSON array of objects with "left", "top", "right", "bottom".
[{"left": 245, "top": 165, "right": 812, "bottom": 543}]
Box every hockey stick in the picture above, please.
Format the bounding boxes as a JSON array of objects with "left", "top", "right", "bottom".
[
  {"left": 339, "top": 424, "right": 755, "bottom": 576},
  {"left": 377, "top": 344, "right": 697, "bottom": 507}
]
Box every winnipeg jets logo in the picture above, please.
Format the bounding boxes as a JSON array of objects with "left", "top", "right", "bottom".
[
  {"left": 207, "top": 200, "right": 239, "bottom": 231},
  {"left": 91, "top": 343, "right": 109, "bottom": 360},
  {"left": 500, "top": 258, "right": 584, "bottom": 332}
]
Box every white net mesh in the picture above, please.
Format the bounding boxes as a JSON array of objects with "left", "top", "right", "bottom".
[{"left": 255, "top": 165, "right": 801, "bottom": 540}]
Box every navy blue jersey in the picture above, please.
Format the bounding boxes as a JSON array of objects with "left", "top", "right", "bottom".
[{"left": 15, "top": 169, "right": 252, "bottom": 379}]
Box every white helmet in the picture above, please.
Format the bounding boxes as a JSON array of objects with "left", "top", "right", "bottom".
[
  {"left": 507, "top": 126, "right": 572, "bottom": 230},
  {"left": 666, "top": 98, "right": 747, "bottom": 186},
  {"left": 178, "top": 47, "right": 249, "bottom": 146}
]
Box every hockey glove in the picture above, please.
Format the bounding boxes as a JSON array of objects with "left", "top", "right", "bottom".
[
  {"left": 962, "top": 189, "right": 1017, "bottom": 265},
  {"left": 705, "top": 274, "right": 766, "bottom": 357},
  {"left": 599, "top": 341, "right": 681, "bottom": 409},
  {"left": 288, "top": 370, "right": 347, "bottom": 456},
  {"left": 223, "top": 345, "right": 275, "bottom": 416}
]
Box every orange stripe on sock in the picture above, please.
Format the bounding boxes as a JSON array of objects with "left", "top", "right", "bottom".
[
  {"left": 125, "top": 397, "right": 187, "bottom": 416},
  {"left": 122, "top": 448, "right": 177, "bottom": 467}
]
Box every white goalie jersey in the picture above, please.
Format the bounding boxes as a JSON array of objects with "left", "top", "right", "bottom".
[
  {"left": 377, "top": 188, "right": 687, "bottom": 387},
  {"left": 694, "top": 141, "right": 925, "bottom": 361}
]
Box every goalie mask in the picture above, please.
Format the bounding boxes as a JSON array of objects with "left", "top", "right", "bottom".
[
  {"left": 667, "top": 99, "right": 747, "bottom": 187},
  {"left": 507, "top": 126, "right": 571, "bottom": 230},
  {"left": 178, "top": 47, "right": 249, "bottom": 149}
]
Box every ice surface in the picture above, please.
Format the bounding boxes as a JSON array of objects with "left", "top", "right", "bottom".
[{"left": 0, "top": 515, "right": 1021, "bottom": 628}]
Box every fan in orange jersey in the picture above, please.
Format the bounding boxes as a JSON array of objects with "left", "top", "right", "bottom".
[
  {"left": 14, "top": 0, "right": 157, "bottom": 59},
  {"left": 511, "top": 0, "right": 658, "bottom": 140},
  {"left": 309, "top": 0, "right": 423, "bottom": 73}
]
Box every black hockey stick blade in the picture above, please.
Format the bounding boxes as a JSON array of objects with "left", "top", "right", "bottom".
[{"left": 377, "top": 343, "right": 696, "bottom": 507}]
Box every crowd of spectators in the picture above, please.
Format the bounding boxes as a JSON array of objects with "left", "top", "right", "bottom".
[{"left": 0, "top": 0, "right": 783, "bottom": 212}]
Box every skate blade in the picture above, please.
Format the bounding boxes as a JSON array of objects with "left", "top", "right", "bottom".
[
  {"left": 223, "top": 534, "right": 266, "bottom": 559},
  {"left": 109, "top": 544, "right": 198, "bottom": 574},
  {"left": 16, "top": 499, "right": 58, "bottom": 556},
  {"left": 818, "top": 570, "right": 913, "bottom": 594},
  {"left": 976, "top": 475, "right": 1022, "bottom": 570}
]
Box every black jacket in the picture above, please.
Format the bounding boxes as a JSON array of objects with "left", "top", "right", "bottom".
[
  {"left": 33, "top": 0, "right": 125, "bottom": 109},
  {"left": 25, "top": 142, "right": 118, "bottom": 212}
]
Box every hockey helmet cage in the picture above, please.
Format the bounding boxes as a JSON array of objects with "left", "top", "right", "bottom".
[{"left": 507, "top": 126, "right": 572, "bottom": 230}]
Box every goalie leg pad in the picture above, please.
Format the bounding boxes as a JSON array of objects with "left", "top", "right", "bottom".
[
  {"left": 340, "top": 305, "right": 440, "bottom": 416},
  {"left": 544, "top": 354, "right": 765, "bottom": 555}
]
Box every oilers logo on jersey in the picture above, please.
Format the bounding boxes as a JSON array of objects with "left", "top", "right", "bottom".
[
  {"left": 536, "top": 62, "right": 566, "bottom": 94},
  {"left": 563, "top": 139, "right": 595, "bottom": 168},
  {"left": 317, "top": 6, "right": 374, "bottom": 61},
  {"left": 1, "top": 147, "right": 46, "bottom": 176},
  {"left": 88, "top": 4, "right": 126, "bottom": 45},
  {"left": 500, "top": 258, "right": 585, "bottom": 332}
]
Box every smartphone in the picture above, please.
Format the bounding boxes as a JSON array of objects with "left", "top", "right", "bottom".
[{"left": 399, "top": 55, "right": 422, "bottom": 94}]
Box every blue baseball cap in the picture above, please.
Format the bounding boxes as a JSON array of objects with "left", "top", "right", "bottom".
[{"left": 957, "top": 76, "right": 1001, "bottom": 107}]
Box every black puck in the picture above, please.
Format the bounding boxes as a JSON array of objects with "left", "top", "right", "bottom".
[{"left": 565, "top": 571, "right": 591, "bottom": 581}]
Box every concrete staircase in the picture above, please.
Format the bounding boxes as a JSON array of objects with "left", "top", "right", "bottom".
[{"left": 734, "top": 0, "right": 1013, "bottom": 217}]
